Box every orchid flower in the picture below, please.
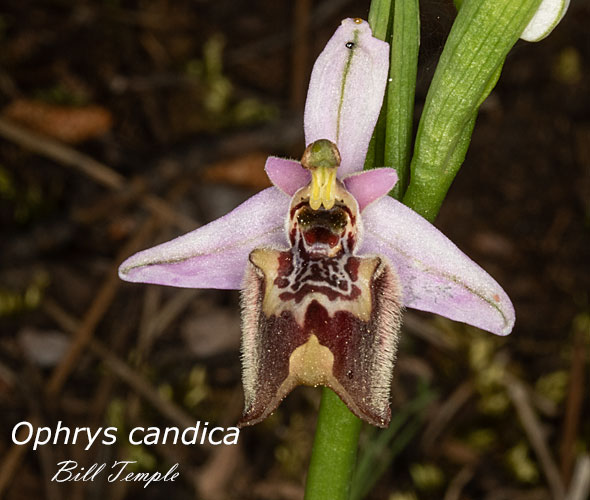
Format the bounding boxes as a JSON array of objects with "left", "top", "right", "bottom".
[{"left": 119, "top": 18, "right": 514, "bottom": 428}]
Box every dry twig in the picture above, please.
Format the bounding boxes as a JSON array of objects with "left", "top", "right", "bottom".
[
  {"left": 138, "top": 288, "right": 200, "bottom": 355},
  {"left": 403, "top": 312, "right": 455, "bottom": 352},
  {"left": 0, "top": 117, "right": 197, "bottom": 232},
  {"left": 0, "top": 426, "right": 31, "bottom": 497},
  {"left": 88, "top": 340, "right": 196, "bottom": 429},
  {"left": 0, "top": 117, "right": 124, "bottom": 189},
  {"left": 560, "top": 325, "right": 587, "bottom": 483},
  {"left": 43, "top": 299, "right": 197, "bottom": 431},
  {"left": 505, "top": 376, "right": 566, "bottom": 500},
  {"left": 443, "top": 464, "right": 476, "bottom": 500},
  {"left": 421, "top": 380, "right": 475, "bottom": 451},
  {"left": 45, "top": 218, "right": 158, "bottom": 397},
  {"left": 566, "top": 454, "right": 590, "bottom": 500},
  {"left": 195, "top": 442, "right": 243, "bottom": 500}
]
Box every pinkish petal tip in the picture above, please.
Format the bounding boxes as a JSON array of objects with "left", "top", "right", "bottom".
[
  {"left": 265, "top": 157, "right": 310, "bottom": 196},
  {"left": 344, "top": 168, "right": 398, "bottom": 211},
  {"left": 118, "top": 187, "right": 290, "bottom": 290},
  {"left": 361, "top": 197, "right": 515, "bottom": 336}
]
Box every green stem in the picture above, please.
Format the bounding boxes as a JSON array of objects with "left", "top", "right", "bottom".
[
  {"left": 368, "top": 0, "right": 393, "bottom": 40},
  {"left": 304, "top": 388, "right": 362, "bottom": 500},
  {"left": 364, "top": 0, "right": 394, "bottom": 172},
  {"left": 403, "top": 0, "right": 543, "bottom": 220},
  {"left": 385, "top": 0, "right": 420, "bottom": 199},
  {"left": 365, "top": 0, "right": 419, "bottom": 203}
]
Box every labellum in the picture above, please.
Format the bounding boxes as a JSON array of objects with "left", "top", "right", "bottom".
[{"left": 240, "top": 140, "right": 402, "bottom": 427}]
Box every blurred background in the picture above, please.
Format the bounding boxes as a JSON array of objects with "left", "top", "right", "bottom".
[{"left": 0, "top": 1, "right": 588, "bottom": 499}]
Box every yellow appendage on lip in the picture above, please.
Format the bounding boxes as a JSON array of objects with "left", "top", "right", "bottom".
[
  {"left": 309, "top": 167, "right": 337, "bottom": 210},
  {"left": 301, "top": 139, "right": 341, "bottom": 211}
]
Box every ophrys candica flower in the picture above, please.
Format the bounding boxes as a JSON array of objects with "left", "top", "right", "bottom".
[{"left": 119, "top": 18, "right": 514, "bottom": 427}]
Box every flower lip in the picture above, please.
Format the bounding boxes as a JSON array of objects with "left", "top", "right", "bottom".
[
  {"left": 289, "top": 180, "right": 360, "bottom": 257},
  {"left": 297, "top": 205, "right": 349, "bottom": 255}
]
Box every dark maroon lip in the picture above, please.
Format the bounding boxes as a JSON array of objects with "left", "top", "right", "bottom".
[
  {"left": 291, "top": 200, "right": 355, "bottom": 221},
  {"left": 303, "top": 227, "right": 340, "bottom": 247}
]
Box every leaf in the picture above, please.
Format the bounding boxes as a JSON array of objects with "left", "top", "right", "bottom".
[{"left": 3, "top": 99, "right": 113, "bottom": 144}]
